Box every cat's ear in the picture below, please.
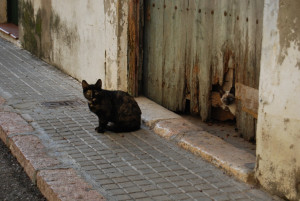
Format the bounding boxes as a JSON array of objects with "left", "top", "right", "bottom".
[
  {"left": 95, "top": 79, "right": 102, "bottom": 89},
  {"left": 82, "top": 80, "right": 89, "bottom": 90},
  {"left": 219, "top": 89, "right": 225, "bottom": 96}
]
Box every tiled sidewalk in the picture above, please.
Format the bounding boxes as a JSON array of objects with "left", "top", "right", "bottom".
[{"left": 0, "top": 38, "right": 281, "bottom": 200}]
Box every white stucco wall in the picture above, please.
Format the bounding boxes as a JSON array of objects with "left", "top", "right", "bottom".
[
  {"left": 256, "top": 0, "right": 300, "bottom": 200},
  {"left": 19, "top": 0, "right": 128, "bottom": 91}
]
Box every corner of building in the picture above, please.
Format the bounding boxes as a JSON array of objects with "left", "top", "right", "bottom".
[{"left": 256, "top": 0, "right": 300, "bottom": 200}]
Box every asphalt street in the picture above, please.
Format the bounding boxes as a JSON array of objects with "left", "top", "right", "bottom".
[{"left": 0, "top": 139, "right": 46, "bottom": 201}]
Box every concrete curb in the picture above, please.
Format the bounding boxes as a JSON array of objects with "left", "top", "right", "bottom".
[
  {"left": 136, "top": 97, "right": 256, "bottom": 184},
  {"left": 0, "top": 100, "right": 105, "bottom": 201}
]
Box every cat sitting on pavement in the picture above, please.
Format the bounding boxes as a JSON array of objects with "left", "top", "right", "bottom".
[{"left": 82, "top": 79, "right": 141, "bottom": 133}]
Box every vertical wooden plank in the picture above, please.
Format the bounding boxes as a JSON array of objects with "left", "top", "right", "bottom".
[
  {"left": 234, "top": 0, "right": 263, "bottom": 141},
  {"left": 197, "top": 0, "right": 215, "bottom": 121},
  {"left": 235, "top": 0, "right": 247, "bottom": 86},
  {"left": 247, "top": 0, "right": 256, "bottom": 88},
  {"left": 188, "top": 0, "right": 201, "bottom": 116},
  {"left": 184, "top": 0, "right": 198, "bottom": 115},
  {"left": 235, "top": 0, "right": 247, "bottom": 139},
  {"left": 190, "top": 0, "right": 212, "bottom": 119},
  {"left": 143, "top": 0, "right": 164, "bottom": 104},
  {"left": 142, "top": 0, "right": 151, "bottom": 97},
  {"left": 235, "top": 0, "right": 247, "bottom": 140},
  {"left": 184, "top": 0, "right": 195, "bottom": 99},
  {"left": 128, "top": 0, "right": 140, "bottom": 96},
  {"left": 161, "top": 0, "right": 175, "bottom": 110},
  {"left": 161, "top": 0, "right": 186, "bottom": 111},
  {"left": 254, "top": 0, "right": 264, "bottom": 89},
  {"left": 138, "top": 0, "right": 144, "bottom": 94},
  {"left": 239, "top": 1, "right": 257, "bottom": 90},
  {"left": 211, "top": 0, "right": 227, "bottom": 87}
]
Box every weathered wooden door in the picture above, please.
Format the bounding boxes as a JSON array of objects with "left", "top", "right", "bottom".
[{"left": 142, "top": 0, "right": 263, "bottom": 141}]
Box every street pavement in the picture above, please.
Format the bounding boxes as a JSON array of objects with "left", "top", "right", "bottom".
[{"left": 0, "top": 37, "right": 282, "bottom": 200}]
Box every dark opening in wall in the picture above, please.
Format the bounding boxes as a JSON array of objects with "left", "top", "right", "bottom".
[
  {"left": 7, "top": 0, "right": 18, "bottom": 25},
  {"left": 185, "top": 99, "right": 190, "bottom": 114}
]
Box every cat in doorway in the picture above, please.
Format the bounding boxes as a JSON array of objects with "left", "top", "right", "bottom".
[{"left": 220, "top": 87, "right": 236, "bottom": 116}]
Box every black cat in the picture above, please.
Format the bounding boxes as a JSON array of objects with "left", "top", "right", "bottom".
[{"left": 82, "top": 79, "right": 141, "bottom": 133}]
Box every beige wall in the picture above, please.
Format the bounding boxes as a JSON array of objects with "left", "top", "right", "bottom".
[
  {"left": 256, "top": 0, "right": 300, "bottom": 200},
  {"left": 19, "top": 0, "right": 129, "bottom": 91},
  {"left": 0, "top": 0, "right": 7, "bottom": 23}
]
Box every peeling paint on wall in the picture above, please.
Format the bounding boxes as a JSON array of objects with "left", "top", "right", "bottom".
[
  {"left": 256, "top": 0, "right": 300, "bottom": 200},
  {"left": 277, "top": 0, "right": 300, "bottom": 68},
  {"left": 19, "top": 0, "right": 129, "bottom": 91},
  {"left": 50, "top": 13, "right": 79, "bottom": 50}
]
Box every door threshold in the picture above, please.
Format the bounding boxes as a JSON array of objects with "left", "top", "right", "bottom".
[
  {"left": 0, "top": 23, "right": 19, "bottom": 39},
  {"left": 0, "top": 23, "right": 20, "bottom": 47}
]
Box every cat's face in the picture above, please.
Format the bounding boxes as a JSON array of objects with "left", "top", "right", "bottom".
[
  {"left": 221, "top": 91, "right": 235, "bottom": 106},
  {"left": 82, "top": 79, "right": 102, "bottom": 101}
]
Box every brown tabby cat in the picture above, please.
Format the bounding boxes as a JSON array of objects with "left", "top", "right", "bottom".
[{"left": 82, "top": 79, "right": 141, "bottom": 133}]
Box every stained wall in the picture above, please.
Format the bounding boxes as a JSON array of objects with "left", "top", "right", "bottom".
[
  {"left": 256, "top": 0, "right": 300, "bottom": 200},
  {"left": 19, "top": 0, "right": 129, "bottom": 91}
]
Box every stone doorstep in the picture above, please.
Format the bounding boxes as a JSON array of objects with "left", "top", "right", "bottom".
[
  {"left": 0, "top": 23, "right": 19, "bottom": 39},
  {"left": 0, "top": 110, "right": 105, "bottom": 201},
  {"left": 137, "top": 96, "right": 181, "bottom": 128},
  {"left": 0, "top": 23, "right": 21, "bottom": 48},
  {"left": 136, "top": 97, "right": 256, "bottom": 184},
  {"left": 178, "top": 133, "right": 256, "bottom": 183},
  {"left": 0, "top": 29, "right": 21, "bottom": 47}
]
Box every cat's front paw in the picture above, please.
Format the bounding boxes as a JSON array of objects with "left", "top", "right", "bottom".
[{"left": 95, "top": 127, "right": 105, "bottom": 133}]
